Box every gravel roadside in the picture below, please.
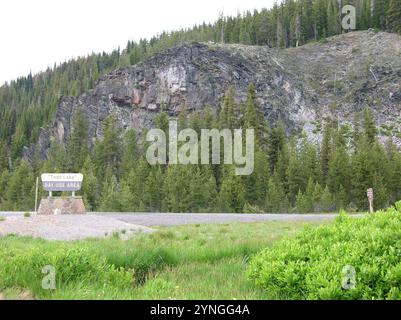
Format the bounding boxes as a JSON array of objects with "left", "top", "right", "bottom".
[{"left": 0, "top": 214, "right": 153, "bottom": 241}]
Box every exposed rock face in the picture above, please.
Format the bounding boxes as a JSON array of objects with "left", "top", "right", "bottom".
[{"left": 24, "top": 31, "right": 401, "bottom": 160}]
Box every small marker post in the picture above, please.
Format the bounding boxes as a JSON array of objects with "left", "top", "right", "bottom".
[
  {"left": 367, "top": 188, "right": 374, "bottom": 213},
  {"left": 34, "top": 176, "right": 39, "bottom": 213}
]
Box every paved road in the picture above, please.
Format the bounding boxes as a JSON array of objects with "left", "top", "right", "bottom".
[
  {"left": 1, "top": 211, "right": 361, "bottom": 227},
  {"left": 93, "top": 212, "right": 352, "bottom": 227}
]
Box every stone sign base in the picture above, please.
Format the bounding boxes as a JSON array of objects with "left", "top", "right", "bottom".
[{"left": 37, "top": 197, "right": 86, "bottom": 215}]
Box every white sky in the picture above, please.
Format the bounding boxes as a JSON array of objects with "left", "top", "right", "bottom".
[{"left": 0, "top": 0, "right": 275, "bottom": 85}]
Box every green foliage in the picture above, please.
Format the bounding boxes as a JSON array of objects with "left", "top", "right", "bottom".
[
  {"left": 387, "top": 0, "right": 401, "bottom": 33},
  {"left": 66, "top": 109, "right": 89, "bottom": 171},
  {"left": 2, "top": 160, "right": 34, "bottom": 210},
  {"left": 248, "top": 203, "right": 401, "bottom": 299},
  {"left": 0, "top": 245, "right": 133, "bottom": 298},
  {"left": 0, "top": 2, "right": 400, "bottom": 213},
  {"left": 219, "top": 86, "right": 239, "bottom": 129},
  {"left": 218, "top": 166, "right": 246, "bottom": 213},
  {"left": 265, "top": 173, "right": 289, "bottom": 213},
  {"left": 81, "top": 156, "right": 98, "bottom": 211},
  {"left": 1, "top": 86, "right": 401, "bottom": 214},
  {"left": 295, "top": 178, "right": 315, "bottom": 213},
  {"left": 0, "top": 221, "right": 317, "bottom": 299},
  {"left": 94, "top": 115, "right": 123, "bottom": 178}
]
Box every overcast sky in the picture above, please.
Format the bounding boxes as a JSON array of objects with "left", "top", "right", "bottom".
[{"left": 0, "top": 0, "right": 275, "bottom": 85}]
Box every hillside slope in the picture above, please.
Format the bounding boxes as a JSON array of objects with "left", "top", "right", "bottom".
[{"left": 24, "top": 30, "right": 401, "bottom": 160}]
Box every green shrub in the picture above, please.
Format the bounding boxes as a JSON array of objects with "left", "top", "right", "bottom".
[
  {"left": 24, "top": 212, "right": 30, "bottom": 218},
  {"left": 248, "top": 202, "right": 401, "bottom": 300},
  {"left": 0, "top": 246, "right": 133, "bottom": 297}
]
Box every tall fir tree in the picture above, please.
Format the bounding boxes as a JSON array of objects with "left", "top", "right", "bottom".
[
  {"left": 387, "top": 0, "right": 401, "bottom": 33},
  {"left": 94, "top": 115, "right": 123, "bottom": 178},
  {"left": 66, "top": 109, "right": 89, "bottom": 172}
]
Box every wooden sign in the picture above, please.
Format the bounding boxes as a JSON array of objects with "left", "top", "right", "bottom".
[
  {"left": 41, "top": 173, "right": 83, "bottom": 192},
  {"left": 367, "top": 188, "right": 374, "bottom": 213},
  {"left": 367, "top": 188, "right": 373, "bottom": 200}
]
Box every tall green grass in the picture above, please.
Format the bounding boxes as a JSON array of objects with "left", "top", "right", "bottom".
[{"left": 0, "top": 221, "right": 320, "bottom": 299}]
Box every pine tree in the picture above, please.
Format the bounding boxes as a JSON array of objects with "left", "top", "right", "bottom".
[
  {"left": 320, "top": 123, "right": 332, "bottom": 184},
  {"left": 0, "top": 140, "right": 8, "bottom": 172},
  {"left": 218, "top": 166, "right": 246, "bottom": 213},
  {"left": 300, "top": 136, "right": 320, "bottom": 184},
  {"left": 245, "top": 150, "right": 270, "bottom": 206},
  {"left": 6, "top": 160, "right": 34, "bottom": 210},
  {"left": 327, "top": 0, "right": 340, "bottom": 36},
  {"left": 387, "top": 0, "right": 401, "bottom": 33},
  {"left": 351, "top": 139, "right": 386, "bottom": 209},
  {"left": 372, "top": 172, "right": 388, "bottom": 210},
  {"left": 11, "top": 125, "right": 28, "bottom": 159},
  {"left": 267, "top": 120, "right": 287, "bottom": 171},
  {"left": 204, "top": 172, "right": 219, "bottom": 212},
  {"left": 144, "top": 166, "right": 164, "bottom": 211},
  {"left": 327, "top": 132, "right": 351, "bottom": 205},
  {"left": 320, "top": 185, "right": 334, "bottom": 212},
  {"left": 81, "top": 156, "right": 98, "bottom": 211},
  {"left": 287, "top": 146, "right": 303, "bottom": 204},
  {"left": 189, "top": 111, "right": 203, "bottom": 136},
  {"left": 276, "top": 15, "right": 285, "bottom": 48},
  {"left": 0, "top": 170, "right": 11, "bottom": 209},
  {"left": 121, "top": 129, "right": 138, "bottom": 175},
  {"left": 313, "top": 0, "right": 328, "bottom": 39},
  {"left": 312, "top": 181, "right": 324, "bottom": 211},
  {"left": 363, "top": 108, "right": 378, "bottom": 145},
  {"left": 244, "top": 84, "right": 258, "bottom": 131},
  {"left": 163, "top": 165, "right": 193, "bottom": 212},
  {"left": 296, "top": 177, "right": 315, "bottom": 213},
  {"left": 188, "top": 166, "right": 210, "bottom": 212},
  {"left": 99, "top": 172, "right": 121, "bottom": 212},
  {"left": 178, "top": 105, "right": 188, "bottom": 131},
  {"left": 244, "top": 83, "right": 268, "bottom": 148},
  {"left": 46, "top": 140, "right": 66, "bottom": 172},
  {"left": 118, "top": 180, "right": 137, "bottom": 212},
  {"left": 94, "top": 115, "right": 123, "bottom": 178},
  {"left": 126, "top": 158, "right": 149, "bottom": 203},
  {"left": 360, "top": 0, "right": 373, "bottom": 29},
  {"left": 384, "top": 139, "right": 401, "bottom": 202},
  {"left": 373, "top": 0, "right": 388, "bottom": 30},
  {"left": 66, "top": 109, "right": 89, "bottom": 172},
  {"left": 265, "top": 173, "right": 289, "bottom": 213},
  {"left": 219, "top": 86, "right": 238, "bottom": 129}
]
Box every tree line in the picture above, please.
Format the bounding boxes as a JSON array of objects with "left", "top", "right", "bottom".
[
  {"left": 1, "top": 0, "right": 401, "bottom": 163},
  {"left": 1, "top": 85, "right": 400, "bottom": 213}
]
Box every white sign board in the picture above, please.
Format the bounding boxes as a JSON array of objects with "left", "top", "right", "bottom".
[
  {"left": 367, "top": 188, "right": 373, "bottom": 200},
  {"left": 41, "top": 173, "right": 83, "bottom": 192},
  {"left": 367, "top": 188, "right": 374, "bottom": 213}
]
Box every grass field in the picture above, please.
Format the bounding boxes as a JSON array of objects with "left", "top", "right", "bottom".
[{"left": 0, "top": 220, "right": 324, "bottom": 300}]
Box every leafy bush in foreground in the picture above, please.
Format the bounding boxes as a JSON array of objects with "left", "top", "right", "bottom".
[
  {"left": 0, "top": 246, "right": 133, "bottom": 297},
  {"left": 248, "top": 202, "right": 401, "bottom": 300}
]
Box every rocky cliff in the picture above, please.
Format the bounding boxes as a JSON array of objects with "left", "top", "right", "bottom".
[{"left": 24, "top": 30, "right": 401, "bottom": 160}]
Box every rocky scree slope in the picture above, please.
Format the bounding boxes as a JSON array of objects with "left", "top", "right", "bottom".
[{"left": 24, "top": 30, "right": 401, "bottom": 160}]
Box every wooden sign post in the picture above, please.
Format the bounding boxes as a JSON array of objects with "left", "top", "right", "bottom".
[
  {"left": 367, "top": 188, "right": 374, "bottom": 213},
  {"left": 34, "top": 176, "right": 39, "bottom": 213}
]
